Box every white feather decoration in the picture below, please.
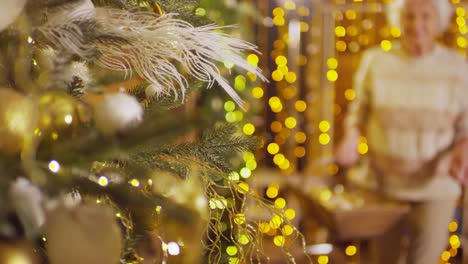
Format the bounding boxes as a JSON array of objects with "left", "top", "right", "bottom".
[{"left": 39, "top": 5, "right": 267, "bottom": 108}]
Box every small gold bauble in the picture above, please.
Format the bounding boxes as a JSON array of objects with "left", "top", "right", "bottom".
[
  {"left": 0, "top": 88, "right": 38, "bottom": 155},
  {"left": 37, "top": 91, "right": 84, "bottom": 141}
]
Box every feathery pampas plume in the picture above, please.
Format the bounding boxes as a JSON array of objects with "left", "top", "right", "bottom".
[{"left": 38, "top": 0, "right": 266, "bottom": 107}]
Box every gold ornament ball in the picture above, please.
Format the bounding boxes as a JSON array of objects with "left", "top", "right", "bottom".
[
  {"left": 0, "top": 88, "right": 38, "bottom": 155},
  {"left": 0, "top": 240, "right": 39, "bottom": 264},
  {"left": 37, "top": 91, "right": 83, "bottom": 140},
  {"left": 45, "top": 204, "right": 123, "bottom": 264}
]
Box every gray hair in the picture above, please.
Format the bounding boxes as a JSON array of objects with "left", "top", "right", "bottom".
[{"left": 386, "top": 0, "right": 453, "bottom": 35}]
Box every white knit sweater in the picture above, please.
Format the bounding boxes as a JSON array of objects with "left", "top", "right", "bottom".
[{"left": 346, "top": 42, "right": 468, "bottom": 201}]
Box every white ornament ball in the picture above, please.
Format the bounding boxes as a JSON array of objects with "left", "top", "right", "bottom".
[
  {"left": 145, "top": 84, "right": 162, "bottom": 100},
  {"left": 0, "top": 0, "right": 26, "bottom": 31},
  {"left": 8, "top": 178, "right": 45, "bottom": 239},
  {"left": 45, "top": 204, "right": 122, "bottom": 264},
  {"left": 94, "top": 93, "right": 143, "bottom": 135}
]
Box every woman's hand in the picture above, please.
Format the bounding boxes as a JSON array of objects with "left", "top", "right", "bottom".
[
  {"left": 335, "top": 128, "right": 361, "bottom": 167},
  {"left": 450, "top": 139, "right": 468, "bottom": 186}
]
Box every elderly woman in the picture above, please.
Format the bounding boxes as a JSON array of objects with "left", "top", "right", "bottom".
[{"left": 335, "top": 0, "right": 468, "bottom": 263}]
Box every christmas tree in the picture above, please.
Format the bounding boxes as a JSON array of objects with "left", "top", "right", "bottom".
[{"left": 0, "top": 0, "right": 308, "bottom": 263}]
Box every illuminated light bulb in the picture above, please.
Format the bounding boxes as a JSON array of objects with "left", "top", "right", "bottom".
[
  {"left": 326, "top": 70, "right": 338, "bottom": 82},
  {"left": 130, "top": 179, "right": 140, "bottom": 187},
  {"left": 98, "top": 176, "right": 109, "bottom": 187},
  {"left": 319, "top": 121, "right": 330, "bottom": 133},
  {"left": 64, "top": 114, "right": 73, "bottom": 125},
  {"left": 226, "top": 246, "right": 238, "bottom": 256},
  {"left": 327, "top": 58, "right": 338, "bottom": 69},
  {"left": 380, "top": 40, "right": 392, "bottom": 51},
  {"left": 345, "top": 245, "right": 357, "bottom": 256},
  {"left": 267, "top": 143, "right": 280, "bottom": 155},
  {"left": 273, "top": 235, "right": 286, "bottom": 246},
  {"left": 252, "top": 87, "right": 264, "bottom": 98},
  {"left": 167, "top": 242, "right": 180, "bottom": 256},
  {"left": 237, "top": 182, "right": 250, "bottom": 194},
  {"left": 48, "top": 160, "right": 61, "bottom": 174}
]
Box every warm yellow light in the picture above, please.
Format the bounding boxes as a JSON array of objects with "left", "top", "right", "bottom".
[
  {"left": 226, "top": 246, "right": 238, "bottom": 256},
  {"left": 336, "top": 40, "right": 347, "bottom": 52},
  {"left": 247, "top": 54, "right": 259, "bottom": 66},
  {"left": 294, "top": 146, "right": 306, "bottom": 158},
  {"left": 460, "top": 25, "right": 468, "bottom": 34},
  {"left": 273, "top": 16, "right": 286, "bottom": 26},
  {"left": 229, "top": 172, "right": 240, "bottom": 181},
  {"left": 266, "top": 184, "right": 280, "bottom": 198},
  {"left": 300, "top": 22, "right": 309, "bottom": 32},
  {"left": 278, "top": 65, "right": 289, "bottom": 74},
  {"left": 390, "top": 27, "right": 401, "bottom": 38},
  {"left": 452, "top": 0, "right": 461, "bottom": 4},
  {"left": 298, "top": 6, "right": 310, "bottom": 16},
  {"left": 270, "top": 214, "right": 284, "bottom": 229},
  {"left": 456, "top": 7, "right": 466, "bottom": 17},
  {"left": 317, "top": 255, "right": 329, "bottom": 264},
  {"left": 284, "top": 1, "right": 296, "bottom": 10},
  {"left": 98, "top": 176, "right": 109, "bottom": 187},
  {"left": 271, "top": 121, "right": 283, "bottom": 132},
  {"left": 319, "top": 121, "right": 331, "bottom": 133},
  {"left": 234, "top": 213, "right": 246, "bottom": 225},
  {"left": 327, "top": 163, "right": 339, "bottom": 175},
  {"left": 295, "top": 100, "right": 307, "bottom": 112},
  {"left": 284, "top": 117, "right": 297, "bottom": 129},
  {"left": 234, "top": 75, "right": 246, "bottom": 91},
  {"left": 345, "top": 10, "right": 357, "bottom": 20},
  {"left": 240, "top": 167, "right": 252, "bottom": 178},
  {"left": 273, "top": 7, "right": 285, "bottom": 17},
  {"left": 284, "top": 208, "right": 296, "bottom": 220},
  {"left": 441, "top": 250, "right": 451, "bottom": 261},
  {"left": 457, "top": 37, "right": 467, "bottom": 48},
  {"left": 273, "top": 235, "right": 286, "bottom": 247},
  {"left": 358, "top": 143, "right": 368, "bottom": 154},
  {"left": 457, "top": 16, "right": 466, "bottom": 26},
  {"left": 224, "top": 101, "right": 236, "bottom": 112},
  {"left": 252, "top": 87, "right": 264, "bottom": 98},
  {"left": 282, "top": 225, "right": 294, "bottom": 236},
  {"left": 269, "top": 97, "right": 283, "bottom": 112},
  {"left": 243, "top": 123, "right": 255, "bottom": 135},
  {"left": 345, "top": 245, "right": 357, "bottom": 256},
  {"left": 275, "top": 55, "right": 288, "bottom": 66},
  {"left": 130, "top": 179, "right": 140, "bottom": 187},
  {"left": 278, "top": 159, "right": 290, "bottom": 170},
  {"left": 238, "top": 234, "right": 250, "bottom": 245},
  {"left": 347, "top": 25, "right": 359, "bottom": 37},
  {"left": 345, "top": 89, "right": 356, "bottom": 101},
  {"left": 450, "top": 234, "right": 461, "bottom": 248},
  {"left": 449, "top": 221, "right": 458, "bottom": 232},
  {"left": 64, "top": 114, "right": 73, "bottom": 125},
  {"left": 319, "top": 189, "right": 332, "bottom": 202},
  {"left": 259, "top": 222, "right": 271, "bottom": 233},
  {"left": 272, "top": 70, "right": 284, "bottom": 82},
  {"left": 267, "top": 143, "right": 280, "bottom": 155},
  {"left": 327, "top": 58, "right": 338, "bottom": 69},
  {"left": 380, "top": 40, "right": 392, "bottom": 51},
  {"left": 246, "top": 160, "right": 257, "bottom": 171},
  {"left": 326, "top": 70, "right": 338, "bottom": 82},
  {"left": 237, "top": 182, "right": 250, "bottom": 194},
  {"left": 48, "top": 160, "right": 61, "bottom": 174},
  {"left": 295, "top": 132, "right": 307, "bottom": 143},
  {"left": 335, "top": 26, "right": 346, "bottom": 37},
  {"left": 195, "top": 7, "right": 206, "bottom": 16},
  {"left": 285, "top": 72, "right": 297, "bottom": 83},
  {"left": 319, "top": 133, "right": 331, "bottom": 145},
  {"left": 275, "top": 198, "right": 286, "bottom": 209},
  {"left": 273, "top": 153, "right": 286, "bottom": 165}
]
